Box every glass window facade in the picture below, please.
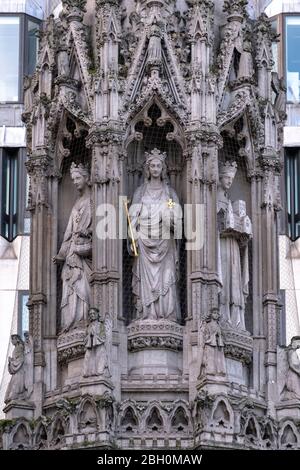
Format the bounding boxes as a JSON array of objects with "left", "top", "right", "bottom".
[
  {"left": 286, "top": 148, "right": 300, "bottom": 241},
  {"left": 27, "top": 19, "right": 39, "bottom": 75},
  {"left": 286, "top": 16, "right": 300, "bottom": 103},
  {"left": 1, "top": 148, "right": 19, "bottom": 241},
  {"left": 0, "top": 16, "right": 20, "bottom": 102},
  {"left": 18, "top": 292, "right": 29, "bottom": 339}
]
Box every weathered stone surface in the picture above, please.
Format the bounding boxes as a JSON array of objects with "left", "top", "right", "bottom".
[{"left": 2, "top": 0, "right": 293, "bottom": 450}]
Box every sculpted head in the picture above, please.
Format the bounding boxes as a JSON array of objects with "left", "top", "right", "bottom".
[
  {"left": 11, "top": 334, "right": 22, "bottom": 346},
  {"left": 144, "top": 148, "right": 167, "bottom": 181},
  {"left": 290, "top": 336, "right": 300, "bottom": 350},
  {"left": 88, "top": 307, "right": 100, "bottom": 322},
  {"left": 70, "top": 163, "right": 90, "bottom": 192},
  {"left": 219, "top": 161, "right": 237, "bottom": 191}
]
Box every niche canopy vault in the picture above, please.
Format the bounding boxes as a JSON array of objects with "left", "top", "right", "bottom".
[{"left": 2, "top": 0, "right": 297, "bottom": 451}]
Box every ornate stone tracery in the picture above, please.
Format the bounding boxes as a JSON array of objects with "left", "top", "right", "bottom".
[{"left": 2, "top": 0, "right": 295, "bottom": 451}]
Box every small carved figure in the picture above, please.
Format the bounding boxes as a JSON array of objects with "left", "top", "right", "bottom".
[
  {"left": 198, "top": 310, "right": 226, "bottom": 378},
  {"left": 57, "top": 50, "right": 69, "bottom": 76},
  {"left": 83, "top": 308, "right": 110, "bottom": 378}
]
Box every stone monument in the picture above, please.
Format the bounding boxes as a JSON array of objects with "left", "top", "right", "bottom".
[{"left": 2, "top": 0, "right": 293, "bottom": 450}]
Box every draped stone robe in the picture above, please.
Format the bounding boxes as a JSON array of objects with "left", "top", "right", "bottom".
[
  {"left": 57, "top": 192, "right": 92, "bottom": 331},
  {"left": 217, "top": 191, "right": 249, "bottom": 330},
  {"left": 129, "top": 182, "right": 181, "bottom": 322}
]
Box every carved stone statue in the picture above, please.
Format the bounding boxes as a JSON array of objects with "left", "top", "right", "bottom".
[
  {"left": 281, "top": 336, "right": 300, "bottom": 400},
  {"left": 5, "top": 335, "right": 26, "bottom": 403},
  {"left": 238, "top": 39, "right": 254, "bottom": 80},
  {"left": 57, "top": 50, "right": 69, "bottom": 77},
  {"left": 198, "top": 310, "right": 226, "bottom": 378},
  {"left": 83, "top": 308, "right": 110, "bottom": 378},
  {"left": 53, "top": 163, "right": 92, "bottom": 332},
  {"left": 129, "top": 149, "right": 181, "bottom": 322},
  {"left": 217, "top": 161, "right": 252, "bottom": 330},
  {"left": 147, "top": 21, "right": 162, "bottom": 67}
]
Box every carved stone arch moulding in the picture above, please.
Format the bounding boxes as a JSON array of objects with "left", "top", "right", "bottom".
[
  {"left": 50, "top": 413, "right": 68, "bottom": 447},
  {"left": 120, "top": 405, "right": 139, "bottom": 433},
  {"left": 210, "top": 396, "right": 234, "bottom": 431},
  {"left": 77, "top": 396, "right": 100, "bottom": 431},
  {"left": 9, "top": 421, "right": 32, "bottom": 450},
  {"left": 140, "top": 401, "right": 168, "bottom": 434},
  {"left": 125, "top": 97, "right": 186, "bottom": 152},
  {"left": 279, "top": 420, "right": 300, "bottom": 449},
  {"left": 169, "top": 400, "right": 192, "bottom": 434},
  {"left": 244, "top": 415, "right": 261, "bottom": 443},
  {"left": 55, "top": 112, "right": 90, "bottom": 174}
]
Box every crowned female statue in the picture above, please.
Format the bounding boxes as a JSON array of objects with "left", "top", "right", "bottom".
[
  {"left": 53, "top": 163, "right": 92, "bottom": 332},
  {"left": 217, "top": 161, "right": 252, "bottom": 330},
  {"left": 128, "top": 149, "right": 181, "bottom": 322}
]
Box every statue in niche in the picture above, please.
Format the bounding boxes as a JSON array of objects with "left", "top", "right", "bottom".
[
  {"left": 83, "top": 308, "right": 110, "bottom": 378},
  {"left": 147, "top": 21, "right": 162, "bottom": 67},
  {"left": 128, "top": 149, "right": 182, "bottom": 322},
  {"left": 57, "top": 49, "right": 70, "bottom": 77},
  {"left": 281, "top": 336, "right": 300, "bottom": 400},
  {"left": 217, "top": 161, "right": 252, "bottom": 330},
  {"left": 5, "top": 335, "right": 27, "bottom": 403},
  {"left": 53, "top": 163, "right": 92, "bottom": 332},
  {"left": 238, "top": 39, "right": 254, "bottom": 80},
  {"left": 198, "top": 310, "right": 226, "bottom": 378}
]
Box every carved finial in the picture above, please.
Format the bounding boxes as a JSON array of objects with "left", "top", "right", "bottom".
[{"left": 223, "top": 0, "right": 248, "bottom": 21}]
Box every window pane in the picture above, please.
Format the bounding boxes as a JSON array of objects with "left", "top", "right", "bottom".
[
  {"left": 0, "top": 17, "right": 20, "bottom": 102},
  {"left": 27, "top": 20, "right": 39, "bottom": 75},
  {"left": 286, "top": 17, "right": 300, "bottom": 103},
  {"left": 21, "top": 294, "right": 29, "bottom": 338},
  {"left": 1, "top": 149, "right": 19, "bottom": 241},
  {"left": 271, "top": 19, "right": 278, "bottom": 73}
]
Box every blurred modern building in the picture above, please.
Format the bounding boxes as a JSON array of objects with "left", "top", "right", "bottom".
[
  {"left": 0, "top": 0, "right": 60, "bottom": 417},
  {"left": 265, "top": 0, "right": 300, "bottom": 343}
]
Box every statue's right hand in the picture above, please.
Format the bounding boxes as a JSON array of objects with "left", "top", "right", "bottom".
[{"left": 52, "top": 255, "right": 64, "bottom": 264}]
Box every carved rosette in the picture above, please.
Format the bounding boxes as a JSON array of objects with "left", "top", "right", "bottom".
[
  {"left": 57, "top": 328, "right": 86, "bottom": 364},
  {"left": 127, "top": 320, "right": 184, "bottom": 352}
]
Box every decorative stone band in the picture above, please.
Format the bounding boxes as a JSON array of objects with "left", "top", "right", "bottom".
[
  {"left": 128, "top": 336, "right": 183, "bottom": 352},
  {"left": 57, "top": 328, "right": 86, "bottom": 364},
  {"left": 127, "top": 320, "right": 184, "bottom": 352},
  {"left": 222, "top": 328, "right": 253, "bottom": 365}
]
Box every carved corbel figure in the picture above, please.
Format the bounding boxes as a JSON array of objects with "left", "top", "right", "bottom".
[
  {"left": 198, "top": 310, "right": 227, "bottom": 378},
  {"left": 83, "top": 308, "right": 110, "bottom": 378}
]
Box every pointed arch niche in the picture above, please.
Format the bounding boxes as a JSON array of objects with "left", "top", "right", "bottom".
[
  {"left": 219, "top": 117, "right": 253, "bottom": 334},
  {"left": 122, "top": 99, "right": 187, "bottom": 324},
  {"left": 55, "top": 114, "right": 91, "bottom": 334}
]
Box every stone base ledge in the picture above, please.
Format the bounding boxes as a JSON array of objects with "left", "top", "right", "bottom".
[
  {"left": 3, "top": 400, "right": 35, "bottom": 419},
  {"left": 57, "top": 327, "right": 86, "bottom": 364},
  {"left": 128, "top": 320, "right": 183, "bottom": 352},
  {"left": 222, "top": 327, "right": 253, "bottom": 364}
]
